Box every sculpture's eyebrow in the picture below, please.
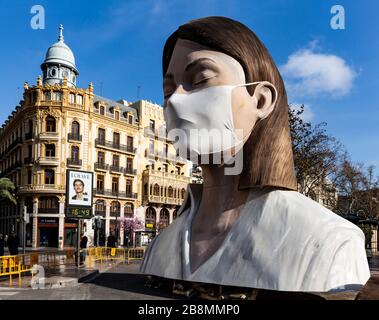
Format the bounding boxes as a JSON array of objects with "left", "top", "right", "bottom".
[
  {"left": 163, "top": 57, "right": 217, "bottom": 81},
  {"left": 184, "top": 57, "right": 217, "bottom": 73}
]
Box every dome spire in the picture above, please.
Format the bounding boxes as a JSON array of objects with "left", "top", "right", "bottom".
[{"left": 58, "top": 24, "right": 64, "bottom": 42}]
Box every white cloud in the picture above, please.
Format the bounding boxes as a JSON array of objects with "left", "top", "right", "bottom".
[
  {"left": 280, "top": 45, "right": 356, "bottom": 98},
  {"left": 289, "top": 103, "right": 314, "bottom": 122}
]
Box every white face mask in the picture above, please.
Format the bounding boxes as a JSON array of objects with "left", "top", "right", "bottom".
[{"left": 164, "top": 81, "right": 263, "bottom": 157}]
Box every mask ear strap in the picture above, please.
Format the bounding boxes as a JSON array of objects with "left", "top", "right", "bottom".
[{"left": 236, "top": 81, "right": 263, "bottom": 88}]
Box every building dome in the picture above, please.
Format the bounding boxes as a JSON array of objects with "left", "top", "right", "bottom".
[{"left": 41, "top": 25, "right": 79, "bottom": 87}]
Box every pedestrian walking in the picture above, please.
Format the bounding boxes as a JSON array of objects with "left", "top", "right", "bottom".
[
  {"left": 7, "top": 232, "right": 19, "bottom": 255},
  {"left": 80, "top": 233, "right": 88, "bottom": 265},
  {"left": 107, "top": 233, "right": 116, "bottom": 248}
]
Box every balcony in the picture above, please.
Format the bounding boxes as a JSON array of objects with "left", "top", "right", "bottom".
[
  {"left": 0, "top": 161, "right": 22, "bottom": 177},
  {"left": 37, "top": 157, "right": 59, "bottom": 166},
  {"left": 67, "top": 133, "right": 82, "bottom": 142},
  {"left": 144, "top": 195, "right": 182, "bottom": 205},
  {"left": 167, "top": 153, "right": 187, "bottom": 165},
  {"left": 39, "top": 131, "right": 59, "bottom": 140},
  {"left": 93, "top": 188, "right": 137, "bottom": 199},
  {"left": 24, "top": 157, "right": 34, "bottom": 165},
  {"left": 67, "top": 158, "right": 82, "bottom": 167},
  {"left": 94, "top": 162, "right": 109, "bottom": 172},
  {"left": 110, "top": 165, "right": 124, "bottom": 174},
  {"left": 124, "top": 167, "right": 137, "bottom": 176},
  {"left": 19, "top": 184, "right": 64, "bottom": 193},
  {"left": 38, "top": 208, "right": 59, "bottom": 214},
  {"left": 144, "top": 126, "right": 172, "bottom": 142},
  {"left": 95, "top": 138, "right": 136, "bottom": 154},
  {"left": 24, "top": 132, "right": 34, "bottom": 141},
  {"left": 0, "top": 137, "right": 23, "bottom": 159},
  {"left": 143, "top": 168, "right": 191, "bottom": 183}
]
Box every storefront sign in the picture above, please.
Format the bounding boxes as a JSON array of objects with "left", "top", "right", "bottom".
[
  {"left": 39, "top": 218, "right": 58, "bottom": 224},
  {"left": 145, "top": 223, "right": 154, "bottom": 229}
]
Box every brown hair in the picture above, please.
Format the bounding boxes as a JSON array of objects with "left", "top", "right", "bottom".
[{"left": 162, "top": 16, "right": 297, "bottom": 190}]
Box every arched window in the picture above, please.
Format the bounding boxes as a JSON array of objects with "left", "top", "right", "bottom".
[
  {"left": 45, "top": 144, "right": 55, "bottom": 157},
  {"left": 95, "top": 200, "right": 106, "bottom": 216},
  {"left": 71, "top": 121, "right": 80, "bottom": 136},
  {"left": 153, "top": 184, "right": 160, "bottom": 196},
  {"left": 44, "top": 169, "right": 55, "bottom": 185},
  {"left": 110, "top": 201, "right": 120, "bottom": 217},
  {"left": 159, "top": 208, "right": 169, "bottom": 229},
  {"left": 45, "top": 116, "right": 56, "bottom": 132},
  {"left": 181, "top": 188, "right": 186, "bottom": 199},
  {"left": 145, "top": 207, "right": 156, "bottom": 227},
  {"left": 168, "top": 186, "right": 173, "bottom": 198},
  {"left": 124, "top": 203, "right": 134, "bottom": 218},
  {"left": 71, "top": 146, "right": 79, "bottom": 160}
]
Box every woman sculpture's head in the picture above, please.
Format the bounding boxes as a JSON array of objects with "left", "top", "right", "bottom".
[{"left": 162, "top": 16, "right": 297, "bottom": 190}]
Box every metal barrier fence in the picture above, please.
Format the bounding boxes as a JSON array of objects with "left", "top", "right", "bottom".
[
  {"left": 0, "top": 251, "right": 73, "bottom": 287},
  {"left": 83, "top": 247, "right": 145, "bottom": 268},
  {"left": 0, "top": 247, "right": 146, "bottom": 287}
]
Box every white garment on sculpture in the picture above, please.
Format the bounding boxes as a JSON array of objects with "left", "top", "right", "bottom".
[{"left": 140, "top": 183, "right": 370, "bottom": 292}]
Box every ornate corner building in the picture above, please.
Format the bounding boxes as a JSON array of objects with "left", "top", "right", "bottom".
[{"left": 0, "top": 25, "right": 191, "bottom": 249}]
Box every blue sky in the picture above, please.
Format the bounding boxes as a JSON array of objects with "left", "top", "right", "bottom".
[{"left": 0, "top": 0, "right": 378, "bottom": 173}]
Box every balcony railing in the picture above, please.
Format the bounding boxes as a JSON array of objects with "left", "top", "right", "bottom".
[
  {"left": 93, "top": 188, "right": 137, "bottom": 199},
  {"left": 0, "top": 137, "right": 23, "bottom": 159},
  {"left": 0, "top": 161, "right": 23, "bottom": 177},
  {"left": 94, "top": 162, "right": 109, "bottom": 171},
  {"left": 110, "top": 165, "right": 124, "bottom": 173},
  {"left": 19, "top": 184, "right": 64, "bottom": 192},
  {"left": 67, "top": 133, "right": 82, "bottom": 142},
  {"left": 38, "top": 157, "right": 59, "bottom": 165},
  {"left": 95, "top": 138, "right": 136, "bottom": 154},
  {"left": 145, "top": 195, "right": 183, "bottom": 205},
  {"left": 67, "top": 158, "right": 82, "bottom": 167},
  {"left": 167, "top": 153, "right": 187, "bottom": 165},
  {"left": 38, "top": 208, "right": 59, "bottom": 214},
  {"left": 143, "top": 168, "right": 191, "bottom": 183},
  {"left": 39, "top": 132, "right": 59, "bottom": 139},
  {"left": 124, "top": 167, "right": 137, "bottom": 175}
]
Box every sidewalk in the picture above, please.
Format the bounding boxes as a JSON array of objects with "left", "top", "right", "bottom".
[{"left": 0, "top": 258, "right": 117, "bottom": 289}]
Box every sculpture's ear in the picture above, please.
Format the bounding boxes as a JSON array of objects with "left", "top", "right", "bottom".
[{"left": 251, "top": 81, "right": 278, "bottom": 120}]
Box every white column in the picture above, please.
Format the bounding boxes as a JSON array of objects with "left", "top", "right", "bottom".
[
  {"left": 32, "top": 198, "right": 38, "bottom": 248},
  {"left": 58, "top": 201, "right": 65, "bottom": 249}
]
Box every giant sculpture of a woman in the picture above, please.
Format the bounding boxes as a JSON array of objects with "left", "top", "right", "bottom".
[{"left": 140, "top": 16, "right": 370, "bottom": 293}]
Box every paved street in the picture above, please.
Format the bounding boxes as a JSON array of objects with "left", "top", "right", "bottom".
[
  {"left": 1, "top": 255, "right": 379, "bottom": 300},
  {"left": 0, "top": 262, "right": 180, "bottom": 300}
]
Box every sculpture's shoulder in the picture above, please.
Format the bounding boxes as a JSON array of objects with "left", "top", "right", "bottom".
[
  {"left": 140, "top": 211, "right": 188, "bottom": 278},
  {"left": 261, "top": 189, "right": 365, "bottom": 240}
]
